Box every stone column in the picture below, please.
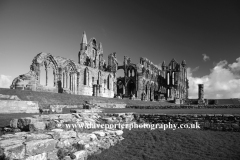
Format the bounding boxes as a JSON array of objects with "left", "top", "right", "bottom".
[
  {"left": 74, "top": 73, "right": 76, "bottom": 94},
  {"left": 93, "top": 84, "right": 96, "bottom": 96},
  {"left": 198, "top": 84, "right": 204, "bottom": 100},
  {"left": 66, "top": 72, "right": 68, "bottom": 89},
  {"left": 53, "top": 70, "right": 56, "bottom": 87},
  {"left": 77, "top": 72, "right": 80, "bottom": 94},
  {"left": 96, "top": 84, "right": 100, "bottom": 96},
  {"left": 198, "top": 84, "right": 205, "bottom": 104},
  {"left": 45, "top": 68, "right": 48, "bottom": 86},
  {"left": 63, "top": 72, "right": 65, "bottom": 88},
  {"left": 71, "top": 73, "right": 73, "bottom": 92},
  {"left": 58, "top": 68, "right": 62, "bottom": 92},
  {"left": 69, "top": 73, "right": 72, "bottom": 91},
  {"left": 72, "top": 73, "right": 75, "bottom": 94}
]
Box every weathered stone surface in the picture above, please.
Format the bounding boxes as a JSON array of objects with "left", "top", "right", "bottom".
[
  {"left": 0, "top": 138, "right": 25, "bottom": 147},
  {"left": 73, "top": 150, "right": 88, "bottom": 160},
  {"left": 25, "top": 133, "right": 52, "bottom": 141},
  {"left": 56, "top": 138, "right": 75, "bottom": 148},
  {"left": 47, "top": 149, "right": 58, "bottom": 160},
  {"left": 115, "top": 130, "right": 123, "bottom": 136},
  {"left": 25, "top": 139, "right": 57, "bottom": 156},
  {"left": 93, "top": 131, "right": 105, "bottom": 137},
  {"left": 29, "top": 121, "right": 46, "bottom": 132},
  {"left": 0, "top": 94, "right": 21, "bottom": 100},
  {"left": 10, "top": 119, "right": 19, "bottom": 128},
  {"left": 59, "top": 131, "right": 77, "bottom": 139},
  {"left": 17, "top": 117, "right": 39, "bottom": 131},
  {"left": 24, "top": 152, "right": 47, "bottom": 160},
  {"left": 0, "top": 100, "right": 39, "bottom": 113},
  {"left": 2, "top": 144, "right": 25, "bottom": 159}
]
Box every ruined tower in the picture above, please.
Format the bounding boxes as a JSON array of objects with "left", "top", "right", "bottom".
[
  {"left": 78, "top": 31, "right": 88, "bottom": 64},
  {"left": 198, "top": 84, "right": 205, "bottom": 104}
]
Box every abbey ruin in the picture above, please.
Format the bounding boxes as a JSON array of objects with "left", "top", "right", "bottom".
[{"left": 10, "top": 32, "right": 189, "bottom": 102}]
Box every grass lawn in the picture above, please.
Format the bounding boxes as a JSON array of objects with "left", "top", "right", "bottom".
[
  {"left": 103, "top": 108, "right": 240, "bottom": 114},
  {"left": 88, "top": 129, "right": 240, "bottom": 160},
  {"left": 0, "top": 88, "right": 173, "bottom": 107}
]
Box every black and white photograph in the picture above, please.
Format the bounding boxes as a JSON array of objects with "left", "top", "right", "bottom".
[{"left": 0, "top": 0, "right": 240, "bottom": 160}]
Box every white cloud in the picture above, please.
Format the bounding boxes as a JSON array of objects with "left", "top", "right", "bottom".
[
  {"left": 202, "top": 54, "right": 210, "bottom": 61},
  {"left": 0, "top": 75, "right": 12, "bottom": 88},
  {"left": 188, "top": 58, "right": 240, "bottom": 99}
]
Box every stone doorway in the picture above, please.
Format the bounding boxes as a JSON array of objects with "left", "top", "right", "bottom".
[{"left": 127, "top": 79, "right": 135, "bottom": 96}]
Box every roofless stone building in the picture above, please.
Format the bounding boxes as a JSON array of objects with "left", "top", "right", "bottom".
[{"left": 10, "top": 31, "right": 189, "bottom": 101}]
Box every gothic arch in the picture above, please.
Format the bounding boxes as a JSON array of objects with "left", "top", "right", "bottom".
[
  {"left": 84, "top": 67, "right": 89, "bottom": 85},
  {"left": 107, "top": 74, "right": 112, "bottom": 90},
  {"left": 98, "top": 71, "right": 101, "bottom": 85}
]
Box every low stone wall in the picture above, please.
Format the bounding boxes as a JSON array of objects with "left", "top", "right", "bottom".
[
  {"left": 0, "top": 112, "right": 124, "bottom": 160},
  {"left": 126, "top": 104, "right": 240, "bottom": 109},
  {"left": 0, "top": 94, "right": 21, "bottom": 101},
  {"left": 49, "top": 105, "right": 80, "bottom": 113},
  {"left": 0, "top": 100, "right": 39, "bottom": 113},
  {"left": 102, "top": 113, "right": 240, "bottom": 132},
  {"left": 95, "top": 103, "right": 126, "bottom": 108}
]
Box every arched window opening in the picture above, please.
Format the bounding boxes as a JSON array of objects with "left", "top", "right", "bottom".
[
  {"left": 98, "top": 71, "right": 101, "bottom": 85},
  {"left": 107, "top": 75, "right": 111, "bottom": 90},
  {"left": 167, "top": 72, "right": 170, "bottom": 85},
  {"left": 84, "top": 68, "right": 89, "bottom": 85},
  {"left": 172, "top": 72, "right": 175, "bottom": 85}
]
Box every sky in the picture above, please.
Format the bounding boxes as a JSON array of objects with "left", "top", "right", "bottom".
[{"left": 0, "top": 0, "right": 240, "bottom": 98}]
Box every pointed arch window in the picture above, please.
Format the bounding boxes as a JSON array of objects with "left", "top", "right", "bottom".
[
  {"left": 98, "top": 71, "right": 101, "bottom": 85},
  {"left": 107, "top": 74, "right": 111, "bottom": 90},
  {"left": 84, "top": 68, "right": 89, "bottom": 85},
  {"left": 172, "top": 72, "right": 175, "bottom": 85},
  {"left": 167, "top": 72, "right": 170, "bottom": 85}
]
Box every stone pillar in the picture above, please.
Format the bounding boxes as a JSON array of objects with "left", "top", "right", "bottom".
[
  {"left": 69, "top": 73, "right": 72, "bottom": 91},
  {"left": 53, "top": 70, "right": 56, "bottom": 87},
  {"left": 198, "top": 84, "right": 205, "bottom": 104},
  {"left": 96, "top": 84, "right": 100, "bottom": 96},
  {"left": 45, "top": 68, "right": 48, "bottom": 86},
  {"left": 58, "top": 68, "right": 62, "bottom": 92},
  {"left": 77, "top": 72, "right": 80, "bottom": 94},
  {"left": 66, "top": 72, "right": 68, "bottom": 89},
  {"left": 71, "top": 73, "right": 73, "bottom": 92},
  {"left": 93, "top": 84, "right": 96, "bottom": 96},
  {"left": 99, "top": 85, "right": 102, "bottom": 96},
  {"left": 74, "top": 73, "right": 77, "bottom": 94},
  {"left": 73, "top": 73, "right": 75, "bottom": 94},
  {"left": 63, "top": 72, "right": 65, "bottom": 88},
  {"left": 123, "top": 85, "right": 125, "bottom": 94},
  {"left": 198, "top": 84, "right": 204, "bottom": 100}
]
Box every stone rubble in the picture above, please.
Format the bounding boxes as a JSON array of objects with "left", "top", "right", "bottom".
[{"left": 0, "top": 111, "right": 128, "bottom": 160}]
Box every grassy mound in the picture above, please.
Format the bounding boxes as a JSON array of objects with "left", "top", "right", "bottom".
[
  {"left": 0, "top": 88, "right": 173, "bottom": 107},
  {"left": 88, "top": 129, "right": 240, "bottom": 160}
]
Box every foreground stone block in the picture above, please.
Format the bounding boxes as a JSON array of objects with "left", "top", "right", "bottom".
[
  {"left": 24, "top": 152, "right": 47, "bottom": 160},
  {"left": 10, "top": 119, "right": 19, "bottom": 128},
  {"left": 115, "top": 130, "right": 124, "bottom": 136},
  {"left": 0, "top": 100, "right": 39, "bottom": 113},
  {"left": 25, "top": 133, "right": 52, "bottom": 141},
  {"left": 29, "top": 122, "right": 46, "bottom": 132},
  {"left": 2, "top": 144, "right": 25, "bottom": 159},
  {"left": 73, "top": 150, "right": 88, "bottom": 160},
  {"left": 17, "top": 117, "right": 39, "bottom": 131},
  {"left": 0, "top": 138, "right": 25, "bottom": 147},
  {"left": 25, "top": 139, "right": 57, "bottom": 156}
]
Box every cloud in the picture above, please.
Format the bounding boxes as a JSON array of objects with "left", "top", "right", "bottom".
[
  {"left": 188, "top": 58, "right": 240, "bottom": 99},
  {"left": 0, "top": 75, "right": 12, "bottom": 88},
  {"left": 202, "top": 54, "right": 210, "bottom": 61}
]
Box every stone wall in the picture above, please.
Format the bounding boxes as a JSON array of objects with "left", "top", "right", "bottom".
[
  {"left": 101, "top": 113, "right": 240, "bottom": 132},
  {"left": 0, "top": 112, "right": 124, "bottom": 160},
  {"left": 0, "top": 100, "right": 39, "bottom": 113},
  {"left": 126, "top": 104, "right": 240, "bottom": 109}
]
